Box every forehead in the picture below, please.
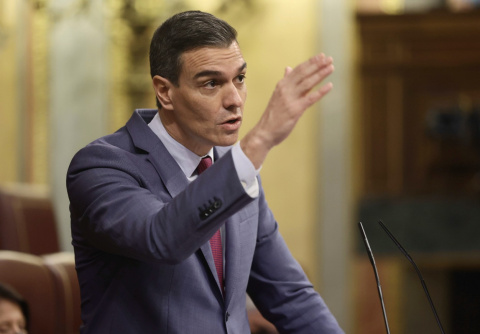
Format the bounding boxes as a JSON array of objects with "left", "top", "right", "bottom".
[
  {"left": 179, "top": 42, "right": 245, "bottom": 77},
  {"left": 0, "top": 299, "right": 23, "bottom": 321}
]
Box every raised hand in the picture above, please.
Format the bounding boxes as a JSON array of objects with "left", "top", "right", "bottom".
[{"left": 241, "top": 53, "right": 334, "bottom": 168}]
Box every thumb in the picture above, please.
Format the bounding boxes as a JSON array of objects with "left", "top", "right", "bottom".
[{"left": 284, "top": 66, "right": 293, "bottom": 77}]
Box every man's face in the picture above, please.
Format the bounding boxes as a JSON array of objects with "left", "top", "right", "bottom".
[{"left": 160, "top": 42, "right": 247, "bottom": 156}]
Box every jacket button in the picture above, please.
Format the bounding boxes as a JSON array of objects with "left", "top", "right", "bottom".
[{"left": 225, "top": 312, "right": 230, "bottom": 322}]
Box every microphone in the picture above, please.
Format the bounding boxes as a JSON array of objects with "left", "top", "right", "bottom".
[
  {"left": 358, "top": 222, "right": 391, "bottom": 334},
  {"left": 377, "top": 220, "right": 446, "bottom": 334}
]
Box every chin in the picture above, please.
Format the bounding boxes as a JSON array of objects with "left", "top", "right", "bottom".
[
  {"left": 215, "top": 134, "right": 238, "bottom": 147},
  {"left": 216, "top": 141, "right": 237, "bottom": 148}
]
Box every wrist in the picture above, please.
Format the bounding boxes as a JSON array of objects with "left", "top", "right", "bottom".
[{"left": 240, "top": 127, "right": 272, "bottom": 169}]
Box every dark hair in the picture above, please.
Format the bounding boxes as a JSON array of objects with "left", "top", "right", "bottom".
[
  {"left": 149, "top": 10, "right": 238, "bottom": 108},
  {"left": 0, "top": 282, "right": 29, "bottom": 329}
]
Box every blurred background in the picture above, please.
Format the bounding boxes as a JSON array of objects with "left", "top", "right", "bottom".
[{"left": 1, "top": 0, "right": 480, "bottom": 333}]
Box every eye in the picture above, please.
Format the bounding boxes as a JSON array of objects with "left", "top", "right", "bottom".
[
  {"left": 237, "top": 74, "right": 246, "bottom": 83},
  {"left": 204, "top": 80, "right": 218, "bottom": 88}
]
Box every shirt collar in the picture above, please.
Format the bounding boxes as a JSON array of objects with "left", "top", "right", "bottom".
[{"left": 148, "top": 112, "right": 214, "bottom": 179}]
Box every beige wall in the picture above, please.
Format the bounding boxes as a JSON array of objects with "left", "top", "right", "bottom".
[
  {"left": 0, "top": 1, "right": 50, "bottom": 185},
  {"left": 0, "top": 1, "right": 19, "bottom": 183},
  {"left": 235, "top": 0, "right": 321, "bottom": 283}
]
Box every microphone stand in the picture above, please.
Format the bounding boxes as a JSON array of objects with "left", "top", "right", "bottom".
[
  {"left": 358, "top": 222, "right": 391, "bottom": 334},
  {"left": 378, "top": 220, "right": 446, "bottom": 334}
]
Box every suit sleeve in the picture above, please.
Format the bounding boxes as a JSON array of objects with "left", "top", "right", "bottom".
[
  {"left": 67, "top": 143, "right": 254, "bottom": 263},
  {"left": 246, "top": 179, "right": 344, "bottom": 334}
]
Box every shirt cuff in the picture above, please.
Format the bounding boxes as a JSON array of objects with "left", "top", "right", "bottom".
[{"left": 232, "top": 142, "right": 260, "bottom": 198}]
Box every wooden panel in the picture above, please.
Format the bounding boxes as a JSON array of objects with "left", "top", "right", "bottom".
[
  {"left": 403, "top": 71, "right": 480, "bottom": 194},
  {"left": 357, "top": 10, "right": 480, "bottom": 196}
]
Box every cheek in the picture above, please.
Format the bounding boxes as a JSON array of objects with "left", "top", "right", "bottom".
[
  {"left": 175, "top": 89, "right": 224, "bottom": 125},
  {"left": 175, "top": 95, "right": 206, "bottom": 121},
  {"left": 190, "top": 104, "right": 217, "bottom": 125},
  {"left": 188, "top": 99, "right": 222, "bottom": 122}
]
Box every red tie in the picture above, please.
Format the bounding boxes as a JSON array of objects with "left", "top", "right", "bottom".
[{"left": 196, "top": 156, "right": 224, "bottom": 294}]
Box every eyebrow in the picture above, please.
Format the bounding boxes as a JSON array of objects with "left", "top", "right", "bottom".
[{"left": 193, "top": 62, "right": 247, "bottom": 80}]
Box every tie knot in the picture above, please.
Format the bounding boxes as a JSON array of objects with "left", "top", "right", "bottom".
[{"left": 197, "top": 156, "right": 212, "bottom": 175}]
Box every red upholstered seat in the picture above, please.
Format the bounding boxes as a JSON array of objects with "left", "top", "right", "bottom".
[
  {"left": 0, "top": 250, "right": 58, "bottom": 333},
  {"left": 0, "top": 184, "right": 59, "bottom": 255},
  {"left": 43, "top": 252, "right": 82, "bottom": 334}
]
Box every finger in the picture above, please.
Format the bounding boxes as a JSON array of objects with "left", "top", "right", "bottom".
[
  {"left": 297, "top": 54, "right": 332, "bottom": 77},
  {"left": 299, "top": 63, "right": 334, "bottom": 95},
  {"left": 289, "top": 54, "right": 333, "bottom": 87},
  {"left": 284, "top": 66, "right": 293, "bottom": 77},
  {"left": 303, "top": 82, "right": 333, "bottom": 108},
  {"left": 302, "top": 56, "right": 334, "bottom": 82}
]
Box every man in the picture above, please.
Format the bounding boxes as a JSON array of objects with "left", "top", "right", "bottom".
[
  {"left": 67, "top": 10, "right": 342, "bottom": 334},
  {"left": 0, "top": 283, "right": 28, "bottom": 334}
]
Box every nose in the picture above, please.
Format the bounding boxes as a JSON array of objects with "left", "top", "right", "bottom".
[
  {"left": 12, "top": 326, "right": 26, "bottom": 334},
  {"left": 5, "top": 326, "right": 26, "bottom": 334},
  {"left": 223, "top": 82, "right": 244, "bottom": 111}
]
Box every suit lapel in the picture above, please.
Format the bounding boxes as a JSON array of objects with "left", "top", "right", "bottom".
[
  {"left": 126, "top": 109, "right": 189, "bottom": 198},
  {"left": 146, "top": 145, "right": 188, "bottom": 199},
  {"left": 200, "top": 242, "right": 220, "bottom": 293}
]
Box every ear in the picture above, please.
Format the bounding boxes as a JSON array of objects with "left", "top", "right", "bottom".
[{"left": 152, "top": 75, "right": 174, "bottom": 110}]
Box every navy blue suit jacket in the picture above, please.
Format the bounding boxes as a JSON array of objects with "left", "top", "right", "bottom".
[{"left": 67, "top": 109, "right": 344, "bottom": 333}]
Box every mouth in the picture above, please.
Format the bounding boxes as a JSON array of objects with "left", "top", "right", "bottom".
[
  {"left": 222, "top": 116, "right": 242, "bottom": 125},
  {"left": 220, "top": 116, "right": 242, "bottom": 130}
]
